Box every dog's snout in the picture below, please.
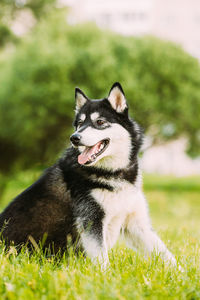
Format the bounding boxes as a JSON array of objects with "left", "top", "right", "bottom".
[{"left": 70, "top": 133, "right": 81, "bottom": 146}]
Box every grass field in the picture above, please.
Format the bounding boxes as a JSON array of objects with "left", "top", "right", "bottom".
[{"left": 0, "top": 171, "right": 199, "bottom": 300}]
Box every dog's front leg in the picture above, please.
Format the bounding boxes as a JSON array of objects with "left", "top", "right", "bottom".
[
  {"left": 124, "top": 193, "right": 176, "bottom": 265},
  {"left": 79, "top": 229, "right": 108, "bottom": 269}
]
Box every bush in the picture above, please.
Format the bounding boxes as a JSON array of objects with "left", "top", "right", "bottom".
[{"left": 0, "top": 12, "right": 200, "bottom": 173}]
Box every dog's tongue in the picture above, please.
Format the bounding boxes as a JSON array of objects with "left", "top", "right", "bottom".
[{"left": 78, "top": 142, "right": 102, "bottom": 165}]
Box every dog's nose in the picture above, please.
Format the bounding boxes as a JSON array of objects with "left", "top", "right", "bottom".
[{"left": 70, "top": 133, "right": 81, "bottom": 146}]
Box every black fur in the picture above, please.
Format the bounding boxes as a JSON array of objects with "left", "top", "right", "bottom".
[{"left": 0, "top": 84, "right": 143, "bottom": 253}]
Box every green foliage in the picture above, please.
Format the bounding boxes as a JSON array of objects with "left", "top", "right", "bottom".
[
  {"left": 0, "top": 24, "right": 16, "bottom": 48},
  {"left": 0, "top": 0, "right": 57, "bottom": 20},
  {"left": 0, "top": 174, "right": 200, "bottom": 299},
  {"left": 25, "top": 0, "right": 57, "bottom": 19},
  {"left": 0, "top": 0, "right": 57, "bottom": 48},
  {"left": 0, "top": 12, "right": 200, "bottom": 173}
]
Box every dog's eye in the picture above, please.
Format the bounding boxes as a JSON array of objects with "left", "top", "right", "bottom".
[{"left": 96, "top": 119, "right": 105, "bottom": 126}]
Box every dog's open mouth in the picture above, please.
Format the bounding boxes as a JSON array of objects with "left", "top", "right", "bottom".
[{"left": 78, "top": 139, "right": 110, "bottom": 165}]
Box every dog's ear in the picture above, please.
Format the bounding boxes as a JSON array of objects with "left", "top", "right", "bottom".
[
  {"left": 75, "top": 88, "right": 88, "bottom": 113},
  {"left": 107, "top": 82, "right": 128, "bottom": 113}
]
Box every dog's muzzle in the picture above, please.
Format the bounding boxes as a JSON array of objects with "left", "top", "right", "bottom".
[{"left": 70, "top": 133, "right": 81, "bottom": 146}]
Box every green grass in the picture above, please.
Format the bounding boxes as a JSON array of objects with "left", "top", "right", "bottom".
[{"left": 0, "top": 171, "right": 200, "bottom": 299}]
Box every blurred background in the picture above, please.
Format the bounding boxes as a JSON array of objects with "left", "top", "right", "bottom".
[{"left": 0, "top": 0, "right": 200, "bottom": 207}]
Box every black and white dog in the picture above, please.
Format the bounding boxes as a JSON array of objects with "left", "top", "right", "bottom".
[{"left": 0, "top": 83, "right": 176, "bottom": 266}]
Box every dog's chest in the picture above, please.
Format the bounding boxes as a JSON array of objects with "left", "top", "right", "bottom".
[{"left": 91, "top": 180, "right": 138, "bottom": 218}]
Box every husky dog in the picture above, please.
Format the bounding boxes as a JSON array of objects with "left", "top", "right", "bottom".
[{"left": 0, "top": 83, "right": 176, "bottom": 266}]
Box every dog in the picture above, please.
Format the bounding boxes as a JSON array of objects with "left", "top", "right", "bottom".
[{"left": 0, "top": 82, "right": 176, "bottom": 266}]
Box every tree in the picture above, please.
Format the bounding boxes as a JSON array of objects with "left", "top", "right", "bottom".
[{"left": 0, "top": 0, "right": 57, "bottom": 48}]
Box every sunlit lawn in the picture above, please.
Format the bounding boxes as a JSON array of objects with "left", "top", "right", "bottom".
[{"left": 0, "top": 170, "right": 199, "bottom": 299}]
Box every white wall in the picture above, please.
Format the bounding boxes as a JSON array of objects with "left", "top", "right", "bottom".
[{"left": 64, "top": 0, "right": 200, "bottom": 60}]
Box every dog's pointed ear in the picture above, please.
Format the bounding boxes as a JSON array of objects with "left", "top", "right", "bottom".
[
  {"left": 107, "top": 82, "right": 128, "bottom": 113},
  {"left": 75, "top": 88, "right": 88, "bottom": 113}
]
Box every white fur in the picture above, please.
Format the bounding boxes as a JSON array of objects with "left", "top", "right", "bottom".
[
  {"left": 80, "top": 232, "right": 108, "bottom": 268},
  {"left": 76, "top": 215, "right": 109, "bottom": 267},
  {"left": 90, "top": 112, "right": 100, "bottom": 121},
  {"left": 88, "top": 176, "right": 176, "bottom": 267},
  {"left": 80, "top": 114, "right": 86, "bottom": 121},
  {"left": 108, "top": 86, "right": 127, "bottom": 113},
  {"left": 78, "top": 124, "right": 132, "bottom": 170}
]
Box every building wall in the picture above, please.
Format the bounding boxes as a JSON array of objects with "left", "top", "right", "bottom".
[
  {"left": 65, "top": 0, "right": 200, "bottom": 60},
  {"left": 152, "top": 0, "right": 200, "bottom": 59}
]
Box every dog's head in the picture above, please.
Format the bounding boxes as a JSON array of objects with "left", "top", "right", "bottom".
[{"left": 70, "top": 83, "right": 142, "bottom": 170}]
